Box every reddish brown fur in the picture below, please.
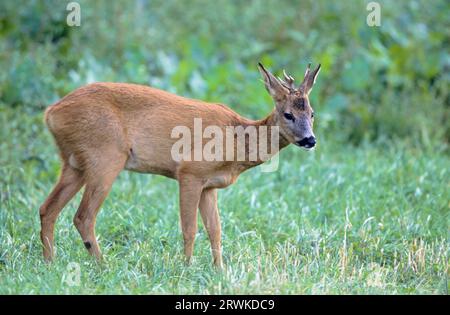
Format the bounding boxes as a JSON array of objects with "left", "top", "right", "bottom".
[{"left": 40, "top": 64, "right": 320, "bottom": 267}]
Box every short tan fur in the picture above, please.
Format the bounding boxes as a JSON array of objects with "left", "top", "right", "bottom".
[{"left": 40, "top": 63, "right": 321, "bottom": 267}]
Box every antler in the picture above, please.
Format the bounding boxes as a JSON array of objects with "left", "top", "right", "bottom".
[
  {"left": 303, "top": 63, "right": 311, "bottom": 80},
  {"left": 278, "top": 69, "right": 296, "bottom": 91}
]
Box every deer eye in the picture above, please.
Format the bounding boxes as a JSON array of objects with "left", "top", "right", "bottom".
[
  {"left": 284, "top": 112, "right": 295, "bottom": 121},
  {"left": 311, "top": 112, "right": 314, "bottom": 118}
]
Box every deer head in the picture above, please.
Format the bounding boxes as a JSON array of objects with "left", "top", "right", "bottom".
[{"left": 258, "top": 62, "right": 321, "bottom": 150}]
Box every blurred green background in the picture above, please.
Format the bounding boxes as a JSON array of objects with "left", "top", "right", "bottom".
[
  {"left": 0, "top": 0, "right": 449, "bottom": 294},
  {"left": 1, "top": 0, "right": 448, "bottom": 147}
]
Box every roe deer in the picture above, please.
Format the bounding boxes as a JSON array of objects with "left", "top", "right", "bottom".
[{"left": 40, "top": 62, "right": 321, "bottom": 267}]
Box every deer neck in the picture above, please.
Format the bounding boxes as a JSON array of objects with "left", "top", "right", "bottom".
[
  {"left": 255, "top": 110, "right": 291, "bottom": 150},
  {"left": 233, "top": 110, "right": 290, "bottom": 170}
]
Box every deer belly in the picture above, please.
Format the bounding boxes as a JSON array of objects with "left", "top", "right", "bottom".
[{"left": 124, "top": 147, "right": 177, "bottom": 178}]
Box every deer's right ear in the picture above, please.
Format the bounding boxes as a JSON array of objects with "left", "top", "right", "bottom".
[{"left": 258, "top": 62, "right": 289, "bottom": 101}]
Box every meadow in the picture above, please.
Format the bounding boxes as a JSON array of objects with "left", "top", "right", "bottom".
[{"left": 0, "top": 0, "right": 448, "bottom": 294}]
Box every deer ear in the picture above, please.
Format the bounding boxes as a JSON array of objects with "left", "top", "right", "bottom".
[
  {"left": 258, "top": 62, "right": 289, "bottom": 101},
  {"left": 300, "top": 63, "right": 321, "bottom": 94}
]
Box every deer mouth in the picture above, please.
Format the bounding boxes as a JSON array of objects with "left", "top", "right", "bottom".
[
  {"left": 295, "top": 141, "right": 315, "bottom": 150},
  {"left": 301, "top": 145, "right": 315, "bottom": 151},
  {"left": 295, "top": 136, "right": 316, "bottom": 150}
]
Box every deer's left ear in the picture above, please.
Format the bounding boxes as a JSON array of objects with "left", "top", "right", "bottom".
[
  {"left": 258, "top": 62, "right": 289, "bottom": 101},
  {"left": 300, "top": 63, "right": 321, "bottom": 95}
]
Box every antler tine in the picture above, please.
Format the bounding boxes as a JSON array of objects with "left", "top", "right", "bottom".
[
  {"left": 280, "top": 69, "right": 295, "bottom": 90},
  {"left": 299, "top": 63, "right": 312, "bottom": 92},
  {"left": 303, "top": 63, "right": 312, "bottom": 79},
  {"left": 277, "top": 76, "right": 291, "bottom": 90},
  {"left": 283, "top": 69, "right": 295, "bottom": 84}
]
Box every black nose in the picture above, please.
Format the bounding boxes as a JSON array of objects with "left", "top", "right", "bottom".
[{"left": 297, "top": 136, "right": 316, "bottom": 148}]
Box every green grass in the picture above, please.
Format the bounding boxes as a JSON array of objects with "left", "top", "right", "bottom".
[{"left": 0, "top": 108, "right": 448, "bottom": 294}]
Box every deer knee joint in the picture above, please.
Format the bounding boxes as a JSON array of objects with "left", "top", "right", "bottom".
[
  {"left": 183, "top": 233, "right": 196, "bottom": 242},
  {"left": 73, "top": 215, "right": 84, "bottom": 231}
]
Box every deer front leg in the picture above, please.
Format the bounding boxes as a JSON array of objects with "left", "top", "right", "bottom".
[
  {"left": 199, "top": 188, "right": 223, "bottom": 268},
  {"left": 178, "top": 175, "right": 203, "bottom": 264}
]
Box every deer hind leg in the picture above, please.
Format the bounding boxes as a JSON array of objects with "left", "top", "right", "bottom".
[
  {"left": 199, "top": 188, "right": 223, "bottom": 268},
  {"left": 73, "top": 151, "right": 127, "bottom": 260},
  {"left": 40, "top": 163, "right": 85, "bottom": 261},
  {"left": 178, "top": 175, "right": 204, "bottom": 265}
]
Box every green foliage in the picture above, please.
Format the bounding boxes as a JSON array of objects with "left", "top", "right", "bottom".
[{"left": 0, "top": 0, "right": 448, "bottom": 146}]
